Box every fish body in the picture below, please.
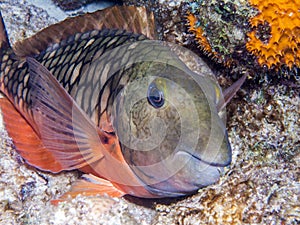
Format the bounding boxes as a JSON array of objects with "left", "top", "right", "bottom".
[{"left": 0, "top": 6, "right": 245, "bottom": 202}]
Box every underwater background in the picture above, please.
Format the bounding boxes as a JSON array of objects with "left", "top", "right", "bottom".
[{"left": 0, "top": 0, "right": 299, "bottom": 224}]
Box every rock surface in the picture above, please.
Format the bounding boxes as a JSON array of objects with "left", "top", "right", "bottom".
[{"left": 0, "top": 0, "right": 299, "bottom": 224}]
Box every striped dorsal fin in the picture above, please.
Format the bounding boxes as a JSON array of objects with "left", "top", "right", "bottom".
[{"left": 13, "top": 5, "right": 156, "bottom": 57}]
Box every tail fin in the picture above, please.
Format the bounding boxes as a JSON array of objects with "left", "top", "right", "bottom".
[{"left": 0, "top": 11, "right": 10, "bottom": 50}]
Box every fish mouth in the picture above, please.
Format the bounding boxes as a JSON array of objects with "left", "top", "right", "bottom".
[
  {"left": 186, "top": 151, "right": 231, "bottom": 168},
  {"left": 142, "top": 150, "right": 227, "bottom": 197},
  {"left": 179, "top": 150, "right": 227, "bottom": 179}
]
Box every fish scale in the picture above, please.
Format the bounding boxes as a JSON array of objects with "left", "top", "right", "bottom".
[
  {"left": 38, "top": 29, "right": 146, "bottom": 102},
  {"left": 0, "top": 29, "right": 147, "bottom": 125}
]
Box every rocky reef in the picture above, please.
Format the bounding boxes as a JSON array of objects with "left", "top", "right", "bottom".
[{"left": 0, "top": 0, "right": 299, "bottom": 224}]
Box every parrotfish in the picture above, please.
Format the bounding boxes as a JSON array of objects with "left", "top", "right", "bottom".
[{"left": 0, "top": 6, "right": 246, "bottom": 203}]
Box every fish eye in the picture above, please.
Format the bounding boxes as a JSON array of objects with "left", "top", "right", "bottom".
[{"left": 147, "top": 82, "right": 164, "bottom": 108}]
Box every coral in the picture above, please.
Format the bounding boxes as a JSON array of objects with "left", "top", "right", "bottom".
[
  {"left": 187, "top": 13, "right": 215, "bottom": 57},
  {"left": 186, "top": 0, "right": 300, "bottom": 76},
  {"left": 186, "top": 0, "right": 255, "bottom": 68},
  {"left": 246, "top": 0, "right": 300, "bottom": 69}
]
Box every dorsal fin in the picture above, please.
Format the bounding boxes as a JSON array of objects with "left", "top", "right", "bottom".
[
  {"left": 217, "top": 73, "right": 247, "bottom": 111},
  {"left": 13, "top": 5, "right": 156, "bottom": 57},
  {"left": 0, "top": 11, "right": 10, "bottom": 49}
]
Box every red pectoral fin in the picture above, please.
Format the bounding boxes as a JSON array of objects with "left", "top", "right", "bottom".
[
  {"left": 26, "top": 57, "right": 112, "bottom": 171},
  {"left": 0, "top": 97, "right": 63, "bottom": 172},
  {"left": 51, "top": 174, "right": 125, "bottom": 205}
]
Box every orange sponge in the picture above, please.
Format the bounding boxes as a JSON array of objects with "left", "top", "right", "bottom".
[{"left": 246, "top": 0, "right": 300, "bottom": 69}]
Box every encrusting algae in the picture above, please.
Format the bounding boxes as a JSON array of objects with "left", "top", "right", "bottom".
[{"left": 246, "top": 0, "right": 300, "bottom": 69}]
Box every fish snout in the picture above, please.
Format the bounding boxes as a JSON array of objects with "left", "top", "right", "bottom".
[
  {"left": 187, "top": 133, "right": 232, "bottom": 168},
  {"left": 143, "top": 151, "right": 225, "bottom": 197}
]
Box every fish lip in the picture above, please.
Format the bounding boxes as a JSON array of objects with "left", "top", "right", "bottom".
[
  {"left": 144, "top": 185, "right": 188, "bottom": 198},
  {"left": 185, "top": 151, "right": 231, "bottom": 167},
  {"left": 144, "top": 151, "right": 226, "bottom": 197}
]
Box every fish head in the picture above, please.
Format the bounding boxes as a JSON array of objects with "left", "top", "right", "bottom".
[{"left": 111, "top": 44, "right": 232, "bottom": 197}]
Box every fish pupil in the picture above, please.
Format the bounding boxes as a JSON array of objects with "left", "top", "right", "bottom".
[{"left": 147, "top": 82, "right": 164, "bottom": 108}]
